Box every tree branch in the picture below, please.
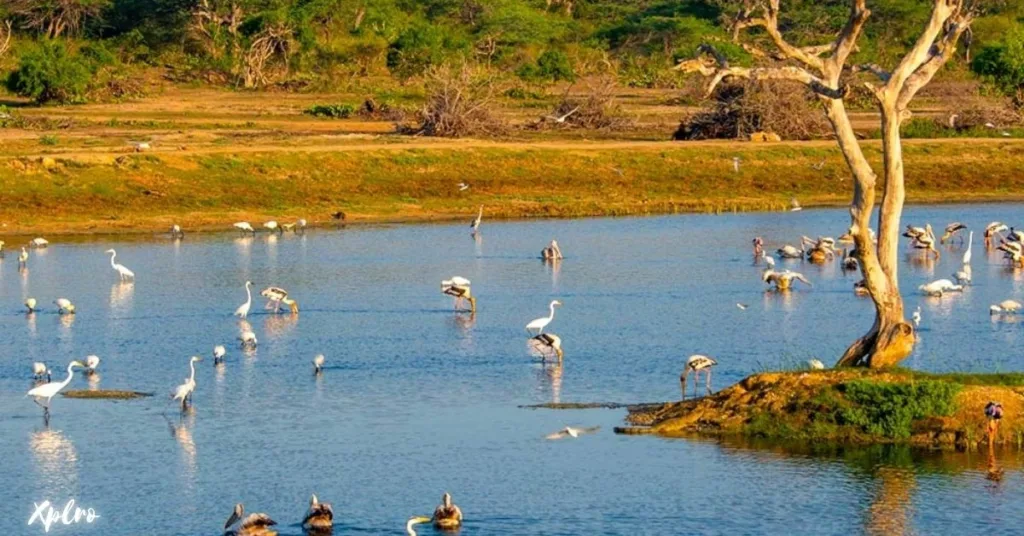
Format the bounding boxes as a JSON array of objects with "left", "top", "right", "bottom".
[
  {"left": 731, "top": 0, "right": 825, "bottom": 71},
  {"left": 885, "top": 0, "right": 960, "bottom": 95},
  {"left": 897, "top": 11, "right": 974, "bottom": 110},
  {"left": 676, "top": 45, "right": 845, "bottom": 99},
  {"left": 830, "top": 0, "right": 870, "bottom": 68},
  {"left": 851, "top": 63, "right": 891, "bottom": 82}
]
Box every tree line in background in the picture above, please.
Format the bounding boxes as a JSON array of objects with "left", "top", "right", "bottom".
[{"left": 1, "top": 1, "right": 1024, "bottom": 136}]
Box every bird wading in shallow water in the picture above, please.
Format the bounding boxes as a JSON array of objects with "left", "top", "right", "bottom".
[
  {"left": 312, "top": 354, "right": 325, "bottom": 374},
  {"left": 171, "top": 356, "right": 202, "bottom": 411},
  {"left": 681, "top": 355, "right": 717, "bottom": 399},
  {"left": 530, "top": 333, "right": 564, "bottom": 361},
  {"left": 526, "top": 300, "right": 562, "bottom": 334},
  {"left": 441, "top": 277, "right": 476, "bottom": 313},
  {"left": 235, "top": 281, "right": 253, "bottom": 318},
  {"left": 105, "top": 249, "right": 136, "bottom": 281},
  {"left": 26, "top": 360, "right": 84, "bottom": 422}
]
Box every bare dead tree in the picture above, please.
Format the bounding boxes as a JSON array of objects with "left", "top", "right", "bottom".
[
  {"left": 7, "top": 0, "right": 108, "bottom": 38},
  {"left": 0, "top": 21, "right": 12, "bottom": 59},
  {"left": 188, "top": 0, "right": 243, "bottom": 58},
  {"left": 241, "top": 24, "right": 294, "bottom": 88},
  {"left": 678, "top": 0, "right": 975, "bottom": 368},
  {"left": 416, "top": 63, "right": 505, "bottom": 137}
]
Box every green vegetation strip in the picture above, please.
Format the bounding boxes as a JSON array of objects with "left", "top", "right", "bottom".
[{"left": 62, "top": 389, "right": 154, "bottom": 399}]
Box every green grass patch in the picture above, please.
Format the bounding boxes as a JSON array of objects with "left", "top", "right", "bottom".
[
  {"left": 837, "top": 380, "right": 960, "bottom": 439},
  {"left": 303, "top": 103, "right": 356, "bottom": 119}
]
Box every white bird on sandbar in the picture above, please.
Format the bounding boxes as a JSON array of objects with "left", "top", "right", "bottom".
[
  {"left": 526, "top": 300, "right": 562, "bottom": 334},
  {"left": 918, "top": 279, "right": 964, "bottom": 297},
  {"left": 233, "top": 222, "right": 256, "bottom": 234},
  {"left": 990, "top": 300, "right": 1022, "bottom": 315},
  {"left": 171, "top": 356, "right": 202, "bottom": 410},
  {"left": 105, "top": 249, "right": 135, "bottom": 281},
  {"left": 235, "top": 281, "right": 253, "bottom": 318},
  {"left": 680, "top": 354, "right": 717, "bottom": 399},
  {"left": 26, "top": 360, "right": 84, "bottom": 420},
  {"left": 313, "top": 354, "right": 325, "bottom": 374},
  {"left": 213, "top": 345, "right": 226, "bottom": 364},
  {"left": 470, "top": 206, "right": 483, "bottom": 234},
  {"left": 54, "top": 298, "right": 75, "bottom": 314},
  {"left": 32, "top": 362, "right": 51, "bottom": 383}
]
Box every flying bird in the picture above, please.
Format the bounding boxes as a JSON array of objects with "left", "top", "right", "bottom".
[
  {"left": 458, "top": 182, "right": 470, "bottom": 191},
  {"left": 545, "top": 105, "right": 580, "bottom": 123}
]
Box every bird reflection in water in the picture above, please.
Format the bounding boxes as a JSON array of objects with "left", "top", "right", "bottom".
[
  {"left": 905, "top": 253, "right": 936, "bottom": 276},
  {"left": 865, "top": 467, "right": 915, "bottom": 536},
  {"left": 263, "top": 313, "right": 297, "bottom": 339},
  {"left": 165, "top": 413, "right": 198, "bottom": 490},
  {"left": 110, "top": 281, "right": 134, "bottom": 309},
  {"left": 59, "top": 312, "right": 76, "bottom": 329},
  {"left": 30, "top": 429, "right": 78, "bottom": 492},
  {"left": 534, "top": 362, "right": 562, "bottom": 405},
  {"left": 87, "top": 372, "right": 101, "bottom": 391},
  {"left": 472, "top": 231, "right": 483, "bottom": 255},
  {"left": 450, "top": 312, "right": 476, "bottom": 335}
]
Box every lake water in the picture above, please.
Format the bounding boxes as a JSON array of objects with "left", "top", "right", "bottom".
[{"left": 2, "top": 205, "right": 1023, "bottom": 535}]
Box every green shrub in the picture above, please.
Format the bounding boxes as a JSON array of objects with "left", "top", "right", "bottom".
[
  {"left": 972, "top": 26, "right": 1024, "bottom": 94},
  {"left": 517, "top": 50, "right": 575, "bottom": 82},
  {"left": 39, "top": 135, "right": 59, "bottom": 146},
  {"left": 6, "top": 41, "right": 92, "bottom": 104},
  {"left": 838, "top": 380, "right": 960, "bottom": 439},
  {"left": 304, "top": 103, "right": 356, "bottom": 118}
]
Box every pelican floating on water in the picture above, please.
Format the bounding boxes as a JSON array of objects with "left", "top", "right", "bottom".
[
  {"left": 681, "top": 355, "right": 717, "bottom": 399},
  {"left": 546, "top": 426, "right": 600, "bottom": 440},
  {"left": 302, "top": 494, "right": 333, "bottom": 532},
  {"left": 32, "top": 362, "right": 51, "bottom": 383},
  {"left": 234, "top": 222, "right": 256, "bottom": 234},
  {"left": 105, "top": 249, "right": 136, "bottom": 280},
  {"left": 27, "top": 360, "right": 83, "bottom": 421},
  {"left": 941, "top": 222, "right": 967, "bottom": 244},
  {"left": 990, "top": 300, "right": 1022, "bottom": 315},
  {"left": 918, "top": 279, "right": 964, "bottom": 297},
  {"left": 224, "top": 504, "right": 277, "bottom": 536},
  {"left": 260, "top": 286, "right": 298, "bottom": 314},
  {"left": 530, "top": 333, "right": 563, "bottom": 361},
  {"left": 235, "top": 281, "right": 253, "bottom": 318},
  {"left": 54, "top": 298, "right": 75, "bottom": 314},
  {"left": 312, "top": 354, "right": 325, "bottom": 374},
  {"left": 171, "top": 356, "right": 202, "bottom": 410},
  {"left": 441, "top": 277, "right": 476, "bottom": 313},
  {"left": 432, "top": 493, "right": 463, "bottom": 531},
  {"left": 213, "top": 345, "right": 226, "bottom": 364},
  {"left": 526, "top": 300, "right": 562, "bottom": 334},
  {"left": 541, "top": 240, "right": 564, "bottom": 260},
  {"left": 762, "top": 268, "right": 811, "bottom": 291}
]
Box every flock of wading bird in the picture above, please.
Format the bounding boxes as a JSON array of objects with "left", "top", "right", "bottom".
[{"left": 16, "top": 208, "right": 583, "bottom": 535}]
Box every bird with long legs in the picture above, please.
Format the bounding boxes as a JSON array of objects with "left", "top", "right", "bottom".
[
  {"left": 530, "top": 333, "right": 564, "bottom": 361},
  {"left": 470, "top": 205, "right": 483, "bottom": 234},
  {"left": 235, "top": 281, "right": 254, "bottom": 318},
  {"left": 681, "top": 355, "right": 717, "bottom": 399},
  {"left": 910, "top": 224, "right": 939, "bottom": 259},
  {"left": 985, "top": 222, "right": 1008, "bottom": 248},
  {"left": 526, "top": 300, "right": 562, "bottom": 334},
  {"left": 941, "top": 222, "right": 967, "bottom": 244},
  {"left": 441, "top": 277, "right": 476, "bottom": 313},
  {"left": 224, "top": 504, "right": 277, "bottom": 536},
  {"left": 171, "top": 356, "right": 202, "bottom": 411},
  {"left": 105, "top": 249, "right": 136, "bottom": 280},
  {"left": 954, "top": 231, "right": 973, "bottom": 285},
  {"left": 260, "top": 286, "right": 299, "bottom": 314},
  {"left": 263, "top": 220, "right": 282, "bottom": 234},
  {"left": 26, "top": 360, "right": 84, "bottom": 422},
  {"left": 302, "top": 494, "right": 333, "bottom": 533}
]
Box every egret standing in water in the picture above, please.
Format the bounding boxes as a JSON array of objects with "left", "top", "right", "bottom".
[
  {"left": 213, "top": 345, "right": 226, "bottom": 364},
  {"left": 302, "top": 494, "right": 333, "bottom": 532},
  {"left": 171, "top": 356, "right": 202, "bottom": 410},
  {"left": 526, "top": 300, "right": 562, "bottom": 334},
  {"left": 105, "top": 249, "right": 135, "bottom": 281},
  {"left": 26, "top": 360, "right": 84, "bottom": 421},
  {"left": 312, "top": 354, "right": 325, "bottom": 374},
  {"left": 235, "top": 281, "right": 253, "bottom": 318},
  {"left": 680, "top": 355, "right": 717, "bottom": 399},
  {"left": 954, "top": 231, "right": 973, "bottom": 285},
  {"left": 470, "top": 206, "right": 483, "bottom": 234},
  {"left": 224, "top": 504, "right": 277, "bottom": 536},
  {"left": 18, "top": 246, "right": 28, "bottom": 268}
]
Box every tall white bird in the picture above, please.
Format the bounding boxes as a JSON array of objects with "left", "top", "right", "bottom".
[
  {"left": 105, "top": 249, "right": 135, "bottom": 280},
  {"left": 963, "top": 231, "right": 973, "bottom": 265},
  {"left": 681, "top": 355, "right": 717, "bottom": 399},
  {"left": 213, "top": 345, "right": 226, "bottom": 364},
  {"left": 234, "top": 281, "right": 253, "bottom": 318},
  {"left": 912, "top": 307, "right": 921, "bottom": 328},
  {"left": 27, "top": 360, "right": 84, "bottom": 420},
  {"left": 526, "top": 300, "right": 562, "bottom": 334},
  {"left": 313, "top": 354, "right": 325, "bottom": 374},
  {"left": 234, "top": 222, "right": 256, "bottom": 234},
  {"left": 25, "top": 298, "right": 37, "bottom": 313},
  {"left": 18, "top": 246, "right": 28, "bottom": 267},
  {"left": 954, "top": 231, "right": 973, "bottom": 285},
  {"left": 84, "top": 355, "right": 100, "bottom": 375},
  {"left": 990, "top": 300, "right": 1022, "bottom": 315},
  {"left": 470, "top": 206, "right": 483, "bottom": 233},
  {"left": 761, "top": 252, "right": 776, "bottom": 268},
  {"left": 32, "top": 362, "right": 51, "bottom": 383},
  {"left": 54, "top": 298, "right": 75, "bottom": 314},
  {"left": 171, "top": 356, "right": 202, "bottom": 410}
]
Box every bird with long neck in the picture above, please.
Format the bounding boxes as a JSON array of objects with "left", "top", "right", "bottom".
[
  {"left": 105, "top": 249, "right": 136, "bottom": 280},
  {"left": 235, "top": 281, "right": 253, "bottom": 318},
  {"left": 526, "top": 300, "right": 562, "bottom": 334},
  {"left": 172, "top": 356, "right": 202, "bottom": 410},
  {"left": 406, "top": 516, "right": 431, "bottom": 536},
  {"left": 27, "top": 360, "right": 84, "bottom": 420},
  {"left": 470, "top": 206, "right": 483, "bottom": 233}
]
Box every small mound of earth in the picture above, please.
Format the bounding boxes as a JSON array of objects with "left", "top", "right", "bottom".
[{"left": 62, "top": 389, "right": 153, "bottom": 399}]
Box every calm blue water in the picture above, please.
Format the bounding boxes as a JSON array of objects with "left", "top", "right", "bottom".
[{"left": 2, "top": 205, "right": 1023, "bottom": 535}]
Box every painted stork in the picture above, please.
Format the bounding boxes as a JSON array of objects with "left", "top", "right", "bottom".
[
  {"left": 530, "top": 333, "right": 564, "bottom": 361},
  {"left": 681, "top": 354, "right": 717, "bottom": 399},
  {"left": 985, "top": 222, "right": 1008, "bottom": 248},
  {"left": 260, "top": 286, "right": 298, "bottom": 314},
  {"left": 940, "top": 222, "right": 967, "bottom": 244},
  {"left": 441, "top": 277, "right": 476, "bottom": 313}
]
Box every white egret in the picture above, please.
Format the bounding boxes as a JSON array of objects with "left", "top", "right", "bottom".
[
  {"left": 912, "top": 307, "right": 921, "bottom": 328},
  {"left": 680, "top": 354, "right": 717, "bottom": 399},
  {"left": 470, "top": 205, "right": 482, "bottom": 233},
  {"left": 431, "top": 493, "right": 463, "bottom": 530},
  {"left": 32, "top": 362, "right": 51, "bottom": 383},
  {"left": 170, "top": 224, "right": 184, "bottom": 239},
  {"left": 105, "top": 249, "right": 136, "bottom": 280},
  {"left": 260, "top": 286, "right": 298, "bottom": 314},
  {"left": 235, "top": 281, "right": 253, "bottom": 318},
  {"left": 224, "top": 504, "right": 276, "bottom": 536},
  {"left": 313, "top": 354, "right": 325, "bottom": 374},
  {"left": 526, "top": 300, "right": 562, "bottom": 334},
  {"left": 233, "top": 222, "right": 256, "bottom": 234},
  {"left": 302, "top": 494, "right": 333, "bottom": 532},
  {"left": 441, "top": 277, "right": 475, "bottom": 312},
  {"left": 25, "top": 298, "right": 37, "bottom": 313},
  {"left": 18, "top": 246, "right": 28, "bottom": 267},
  {"left": 918, "top": 279, "right": 964, "bottom": 297},
  {"left": 84, "top": 355, "right": 100, "bottom": 375},
  {"left": 239, "top": 330, "right": 258, "bottom": 349},
  {"left": 546, "top": 426, "right": 600, "bottom": 440},
  {"left": 171, "top": 356, "right": 202, "bottom": 410},
  {"left": 53, "top": 298, "right": 75, "bottom": 314},
  {"left": 406, "top": 516, "right": 432, "bottom": 536},
  {"left": 530, "top": 333, "right": 564, "bottom": 360},
  {"left": 990, "top": 300, "right": 1022, "bottom": 315},
  {"left": 762, "top": 252, "right": 776, "bottom": 268},
  {"left": 29, "top": 237, "right": 49, "bottom": 248},
  {"left": 941, "top": 222, "right": 967, "bottom": 244},
  {"left": 26, "top": 360, "right": 84, "bottom": 420},
  {"left": 213, "top": 345, "right": 226, "bottom": 364}
]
